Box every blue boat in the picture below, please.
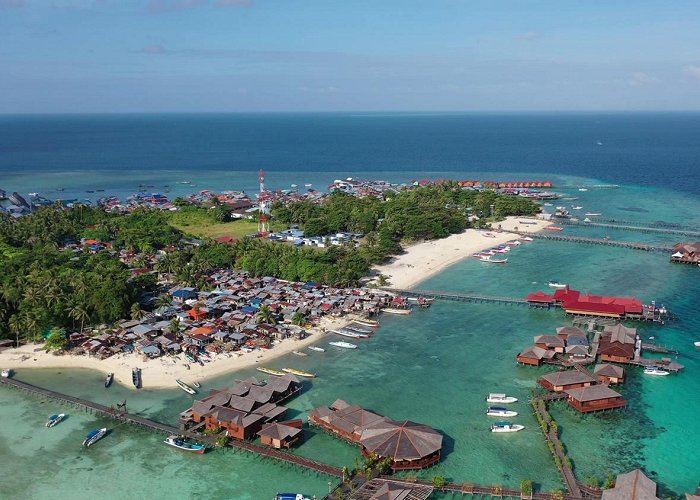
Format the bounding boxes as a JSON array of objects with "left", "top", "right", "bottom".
[
  {"left": 46, "top": 413, "right": 66, "bottom": 428},
  {"left": 82, "top": 428, "right": 107, "bottom": 447},
  {"left": 275, "top": 495, "right": 312, "bottom": 500}
]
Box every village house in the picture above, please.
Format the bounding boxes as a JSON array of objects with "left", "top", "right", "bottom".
[
  {"left": 257, "top": 420, "right": 303, "bottom": 449},
  {"left": 534, "top": 335, "right": 566, "bottom": 353},
  {"left": 599, "top": 324, "right": 638, "bottom": 363},
  {"left": 516, "top": 345, "right": 556, "bottom": 366},
  {"left": 565, "top": 385, "right": 627, "bottom": 413},
  {"left": 670, "top": 242, "right": 700, "bottom": 265},
  {"left": 594, "top": 364, "right": 625, "bottom": 384},
  {"left": 538, "top": 370, "right": 596, "bottom": 392}
]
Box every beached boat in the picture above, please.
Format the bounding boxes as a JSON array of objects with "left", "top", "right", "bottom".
[
  {"left": 192, "top": 381, "right": 201, "bottom": 388},
  {"left": 491, "top": 422, "right": 524, "bottom": 433},
  {"left": 164, "top": 435, "right": 207, "bottom": 454},
  {"left": 257, "top": 367, "right": 286, "bottom": 376},
  {"left": 344, "top": 325, "right": 373, "bottom": 334},
  {"left": 521, "top": 236, "right": 533, "bottom": 242},
  {"left": 481, "top": 232, "right": 496, "bottom": 238},
  {"left": 132, "top": 367, "right": 142, "bottom": 389},
  {"left": 644, "top": 366, "right": 670, "bottom": 376},
  {"left": 486, "top": 393, "right": 518, "bottom": 404},
  {"left": 507, "top": 240, "right": 522, "bottom": 246},
  {"left": 352, "top": 319, "right": 379, "bottom": 328},
  {"left": 292, "top": 350, "right": 308, "bottom": 357},
  {"left": 104, "top": 372, "right": 114, "bottom": 388},
  {"left": 1, "top": 368, "right": 11, "bottom": 378},
  {"left": 544, "top": 226, "right": 564, "bottom": 231},
  {"left": 519, "top": 220, "right": 537, "bottom": 225},
  {"left": 83, "top": 428, "right": 108, "bottom": 447},
  {"left": 547, "top": 281, "right": 568, "bottom": 289},
  {"left": 282, "top": 368, "right": 316, "bottom": 378},
  {"left": 486, "top": 406, "right": 519, "bottom": 417},
  {"left": 46, "top": 413, "right": 66, "bottom": 428},
  {"left": 480, "top": 256, "right": 508, "bottom": 264},
  {"left": 308, "top": 346, "right": 325, "bottom": 352},
  {"left": 381, "top": 308, "right": 412, "bottom": 315},
  {"left": 332, "top": 329, "right": 368, "bottom": 339},
  {"left": 329, "top": 341, "right": 358, "bottom": 349},
  {"left": 176, "top": 379, "right": 197, "bottom": 395}
]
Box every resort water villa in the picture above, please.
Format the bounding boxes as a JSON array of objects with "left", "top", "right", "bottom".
[{"left": 309, "top": 399, "right": 443, "bottom": 471}]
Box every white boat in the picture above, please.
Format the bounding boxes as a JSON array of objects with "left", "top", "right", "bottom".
[
  {"left": 543, "top": 203, "right": 553, "bottom": 207},
  {"left": 331, "top": 329, "right": 366, "bottom": 339},
  {"left": 345, "top": 325, "right": 373, "bottom": 334},
  {"left": 578, "top": 188, "right": 588, "bottom": 192},
  {"left": 481, "top": 232, "right": 496, "bottom": 238},
  {"left": 644, "top": 366, "right": 670, "bottom": 376},
  {"left": 329, "top": 341, "right": 357, "bottom": 349},
  {"left": 282, "top": 368, "right": 316, "bottom": 378},
  {"left": 83, "top": 428, "right": 108, "bottom": 447},
  {"left": 571, "top": 206, "right": 583, "bottom": 210},
  {"left": 491, "top": 422, "right": 524, "bottom": 433},
  {"left": 304, "top": 183, "right": 313, "bottom": 188},
  {"left": 308, "top": 346, "right": 325, "bottom": 352},
  {"left": 1, "top": 368, "right": 11, "bottom": 378},
  {"left": 521, "top": 236, "right": 533, "bottom": 242},
  {"left": 507, "top": 240, "right": 521, "bottom": 246},
  {"left": 381, "top": 308, "right": 412, "bottom": 315},
  {"left": 547, "top": 281, "right": 568, "bottom": 289},
  {"left": 480, "top": 256, "right": 508, "bottom": 264},
  {"left": 584, "top": 213, "right": 602, "bottom": 216},
  {"left": 46, "top": 413, "right": 66, "bottom": 428},
  {"left": 176, "top": 379, "right": 197, "bottom": 395},
  {"left": 352, "top": 319, "right": 379, "bottom": 328},
  {"left": 486, "top": 406, "right": 518, "bottom": 417},
  {"left": 694, "top": 341, "right": 700, "bottom": 347},
  {"left": 292, "top": 350, "right": 308, "bottom": 357},
  {"left": 486, "top": 393, "right": 518, "bottom": 404}
]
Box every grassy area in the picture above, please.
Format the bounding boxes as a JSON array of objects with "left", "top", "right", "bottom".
[{"left": 165, "top": 208, "right": 285, "bottom": 240}]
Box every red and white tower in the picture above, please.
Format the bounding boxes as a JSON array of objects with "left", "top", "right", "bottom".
[{"left": 257, "top": 169, "right": 270, "bottom": 234}]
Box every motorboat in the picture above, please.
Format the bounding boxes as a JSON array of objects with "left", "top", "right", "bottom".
[
  {"left": 1, "top": 368, "right": 11, "bottom": 378},
  {"left": 491, "top": 422, "right": 525, "bottom": 433},
  {"left": 578, "top": 188, "right": 588, "bottom": 192},
  {"left": 46, "top": 413, "right": 66, "bottom": 428},
  {"left": 352, "top": 319, "right": 379, "bottom": 328},
  {"left": 486, "top": 406, "right": 518, "bottom": 417},
  {"left": 329, "top": 341, "right": 358, "bottom": 349},
  {"left": 275, "top": 494, "right": 312, "bottom": 500},
  {"left": 308, "top": 346, "right": 325, "bottom": 352},
  {"left": 644, "top": 366, "right": 670, "bottom": 376},
  {"left": 83, "top": 428, "right": 108, "bottom": 447},
  {"left": 292, "top": 350, "right": 308, "bottom": 356},
  {"left": 331, "top": 329, "right": 367, "bottom": 339},
  {"left": 544, "top": 226, "right": 564, "bottom": 231},
  {"left": 571, "top": 206, "right": 583, "bottom": 210},
  {"left": 480, "top": 256, "right": 508, "bottom": 264},
  {"left": 694, "top": 341, "right": 700, "bottom": 347},
  {"left": 164, "top": 435, "right": 207, "bottom": 454},
  {"left": 104, "top": 372, "right": 114, "bottom": 388},
  {"left": 257, "top": 367, "right": 285, "bottom": 376},
  {"left": 486, "top": 393, "right": 518, "bottom": 404},
  {"left": 132, "top": 367, "right": 142, "bottom": 389},
  {"left": 282, "top": 368, "right": 316, "bottom": 378},
  {"left": 176, "top": 379, "right": 197, "bottom": 395},
  {"left": 584, "top": 213, "right": 602, "bottom": 216},
  {"left": 381, "top": 308, "right": 411, "bottom": 315},
  {"left": 547, "top": 281, "right": 568, "bottom": 289}
]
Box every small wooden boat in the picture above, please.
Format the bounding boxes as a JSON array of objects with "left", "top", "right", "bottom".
[
  {"left": 329, "top": 341, "right": 357, "bottom": 349},
  {"left": 1, "top": 368, "right": 11, "bottom": 378},
  {"left": 132, "top": 367, "right": 142, "bottom": 389},
  {"left": 486, "top": 393, "right": 518, "bottom": 404},
  {"left": 344, "top": 325, "right": 373, "bottom": 334},
  {"left": 46, "top": 413, "right": 66, "bottom": 428},
  {"left": 480, "top": 256, "right": 508, "bottom": 264},
  {"left": 491, "top": 422, "right": 524, "bottom": 433},
  {"left": 192, "top": 381, "right": 201, "bottom": 388},
  {"left": 83, "top": 428, "right": 107, "bottom": 447},
  {"left": 331, "top": 329, "right": 367, "bottom": 339},
  {"left": 352, "top": 319, "right": 379, "bottom": 328},
  {"left": 282, "top": 368, "right": 316, "bottom": 378},
  {"left": 544, "top": 226, "right": 564, "bottom": 232},
  {"left": 176, "top": 379, "right": 197, "bottom": 395},
  {"left": 292, "top": 350, "right": 308, "bottom": 357},
  {"left": 164, "top": 435, "right": 207, "bottom": 454},
  {"left": 104, "top": 373, "right": 114, "bottom": 388},
  {"left": 307, "top": 346, "right": 325, "bottom": 352},
  {"left": 257, "top": 367, "right": 285, "bottom": 376},
  {"left": 381, "top": 307, "right": 412, "bottom": 315}
]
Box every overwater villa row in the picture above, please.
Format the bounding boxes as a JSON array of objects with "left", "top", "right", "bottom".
[
  {"left": 68, "top": 270, "right": 394, "bottom": 361},
  {"left": 670, "top": 241, "right": 700, "bottom": 265}
]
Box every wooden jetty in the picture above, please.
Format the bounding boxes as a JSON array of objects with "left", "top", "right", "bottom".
[
  {"left": 513, "top": 232, "right": 674, "bottom": 253},
  {"left": 555, "top": 218, "right": 700, "bottom": 238},
  {"left": 381, "top": 288, "right": 528, "bottom": 306},
  {"left": 0, "top": 376, "right": 342, "bottom": 478},
  {"left": 585, "top": 217, "right": 698, "bottom": 230}
]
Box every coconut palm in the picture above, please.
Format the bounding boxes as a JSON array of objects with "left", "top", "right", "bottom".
[
  {"left": 130, "top": 303, "right": 145, "bottom": 320},
  {"left": 8, "top": 314, "right": 22, "bottom": 347},
  {"left": 155, "top": 294, "right": 173, "bottom": 309},
  {"left": 256, "top": 305, "right": 276, "bottom": 325},
  {"left": 291, "top": 311, "right": 305, "bottom": 327}
]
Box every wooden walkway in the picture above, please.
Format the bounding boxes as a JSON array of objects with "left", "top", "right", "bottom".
[
  {"left": 584, "top": 217, "right": 697, "bottom": 230},
  {"left": 0, "top": 376, "right": 342, "bottom": 478},
  {"left": 382, "top": 288, "right": 529, "bottom": 306},
  {"left": 554, "top": 218, "right": 700, "bottom": 237},
  {"left": 513, "top": 232, "right": 674, "bottom": 253}
]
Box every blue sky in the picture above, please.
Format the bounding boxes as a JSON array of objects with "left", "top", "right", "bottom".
[{"left": 2, "top": 0, "right": 700, "bottom": 112}]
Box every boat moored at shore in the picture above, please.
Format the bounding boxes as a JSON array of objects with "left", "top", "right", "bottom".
[
  {"left": 104, "top": 372, "right": 113, "bottom": 388},
  {"left": 381, "top": 307, "right": 412, "bottom": 315},
  {"left": 176, "top": 379, "right": 197, "bottom": 395},
  {"left": 329, "top": 341, "right": 357, "bottom": 349},
  {"left": 644, "top": 366, "right": 670, "bottom": 376},
  {"left": 132, "top": 368, "right": 142, "bottom": 389},
  {"left": 307, "top": 346, "right": 325, "bottom": 352},
  {"left": 164, "top": 435, "right": 207, "bottom": 454},
  {"left": 282, "top": 368, "right": 316, "bottom": 378},
  {"left": 486, "top": 406, "right": 518, "bottom": 417},
  {"left": 257, "top": 367, "right": 286, "bottom": 377},
  {"left": 486, "top": 393, "right": 518, "bottom": 404}
]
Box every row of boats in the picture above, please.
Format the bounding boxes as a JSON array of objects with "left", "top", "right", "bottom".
[
  {"left": 473, "top": 238, "right": 532, "bottom": 264},
  {"left": 485, "top": 394, "right": 524, "bottom": 433}
]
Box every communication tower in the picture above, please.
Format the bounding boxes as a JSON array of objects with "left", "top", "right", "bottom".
[{"left": 258, "top": 169, "right": 270, "bottom": 234}]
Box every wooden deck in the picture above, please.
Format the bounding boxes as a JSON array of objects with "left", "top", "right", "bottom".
[
  {"left": 382, "top": 288, "right": 529, "bottom": 306},
  {"left": 553, "top": 218, "right": 700, "bottom": 238},
  {"left": 512, "top": 232, "right": 674, "bottom": 253},
  {"left": 0, "top": 376, "right": 343, "bottom": 478}
]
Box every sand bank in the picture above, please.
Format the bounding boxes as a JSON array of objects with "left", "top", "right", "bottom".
[
  {"left": 372, "top": 216, "right": 552, "bottom": 289},
  {"left": 0, "top": 316, "right": 350, "bottom": 390}
]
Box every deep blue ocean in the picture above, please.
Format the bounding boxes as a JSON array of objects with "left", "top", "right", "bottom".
[{"left": 1, "top": 112, "right": 699, "bottom": 196}]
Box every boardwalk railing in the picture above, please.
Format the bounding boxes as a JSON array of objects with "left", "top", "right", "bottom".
[
  {"left": 513, "top": 232, "right": 674, "bottom": 253},
  {"left": 381, "top": 288, "right": 529, "bottom": 306},
  {"left": 554, "top": 219, "right": 700, "bottom": 238}
]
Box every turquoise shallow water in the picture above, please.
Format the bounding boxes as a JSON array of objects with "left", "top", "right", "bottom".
[{"left": 2, "top": 177, "right": 700, "bottom": 499}]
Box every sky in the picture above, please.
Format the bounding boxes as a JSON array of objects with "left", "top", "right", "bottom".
[{"left": 2, "top": 0, "right": 700, "bottom": 113}]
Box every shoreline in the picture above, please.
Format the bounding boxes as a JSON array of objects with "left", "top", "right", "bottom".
[
  {"left": 0, "top": 316, "right": 350, "bottom": 390},
  {"left": 372, "top": 216, "right": 552, "bottom": 289}
]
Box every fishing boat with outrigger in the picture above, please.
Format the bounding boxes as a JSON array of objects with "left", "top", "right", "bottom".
[
  {"left": 521, "top": 236, "right": 533, "bottom": 242},
  {"left": 282, "top": 368, "right": 316, "bottom": 378},
  {"left": 132, "top": 367, "right": 142, "bottom": 389},
  {"left": 46, "top": 413, "right": 66, "bottom": 428},
  {"left": 352, "top": 319, "right": 379, "bottom": 328},
  {"left": 164, "top": 435, "right": 207, "bottom": 454},
  {"left": 344, "top": 325, "right": 373, "bottom": 334},
  {"left": 486, "top": 406, "right": 518, "bottom": 417},
  {"left": 381, "top": 307, "right": 412, "bottom": 315},
  {"left": 491, "top": 421, "right": 524, "bottom": 433},
  {"left": 544, "top": 226, "right": 564, "bottom": 232},
  {"left": 331, "top": 329, "right": 367, "bottom": 339},
  {"left": 176, "top": 379, "right": 197, "bottom": 395},
  {"left": 83, "top": 428, "right": 108, "bottom": 447},
  {"left": 308, "top": 346, "right": 325, "bottom": 352},
  {"left": 547, "top": 281, "right": 568, "bottom": 289},
  {"left": 104, "top": 372, "right": 114, "bottom": 388},
  {"left": 486, "top": 393, "right": 518, "bottom": 404},
  {"left": 329, "top": 341, "right": 358, "bottom": 349},
  {"left": 292, "top": 350, "right": 308, "bottom": 357},
  {"left": 257, "top": 367, "right": 286, "bottom": 376}
]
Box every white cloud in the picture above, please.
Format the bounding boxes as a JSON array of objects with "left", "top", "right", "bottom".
[
  {"left": 683, "top": 65, "right": 700, "bottom": 80},
  {"left": 627, "top": 72, "right": 659, "bottom": 87}
]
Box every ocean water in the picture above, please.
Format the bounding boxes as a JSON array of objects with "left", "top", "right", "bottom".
[{"left": 1, "top": 114, "right": 700, "bottom": 499}]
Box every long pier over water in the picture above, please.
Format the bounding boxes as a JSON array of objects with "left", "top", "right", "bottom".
[
  {"left": 513, "top": 232, "right": 674, "bottom": 253},
  {"left": 553, "top": 218, "right": 700, "bottom": 237}
]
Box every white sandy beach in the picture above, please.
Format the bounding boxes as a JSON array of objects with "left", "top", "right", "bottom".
[
  {"left": 0, "top": 316, "right": 350, "bottom": 390},
  {"left": 372, "top": 216, "right": 552, "bottom": 289}
]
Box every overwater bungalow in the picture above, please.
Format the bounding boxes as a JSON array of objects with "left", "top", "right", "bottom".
[
  {"left": 594, "top": 364, "right": 625, "bottom": 384},
  {"left": 601, "top": 469, "right": 659, "bottom": 500},
  {"left": 598, "top": 325, "right": 638, "bottom": 363},
  {"left": 516, "top": 345, "right": 556, "bottom": 366},
  {"left": 565, "top": 385, "right": 627, "bottom": 413},
  {"left": 538, "top": 370, "right": 596, "bottom": 392},
  {"left": 670, "top": 242, "right": 700, "bottom": 265},
  {"left": 257, "top": 420, "right": 303, "bottom": 449}
]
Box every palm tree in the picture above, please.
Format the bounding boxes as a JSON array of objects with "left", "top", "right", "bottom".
[
  {"left": 66, "top": 304, "right": 90, "bottom": 333},
  {"left": 130, "top": 303, "right": 145, "bottom": 320},
  {"left": 8, "top": 314, "right": 22, "bottom": 347},
  {"left": 291, "top": 311, "right": 305, "bottom": 327},
  {"left": 155, "top": 294, "right": 173, "bottom": 309},
  {"left": 256, "top": 305, "right": 276, "bottom": 325},
  {"left": 22, "top": 313, "right": 41, "bottom": 343}
]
